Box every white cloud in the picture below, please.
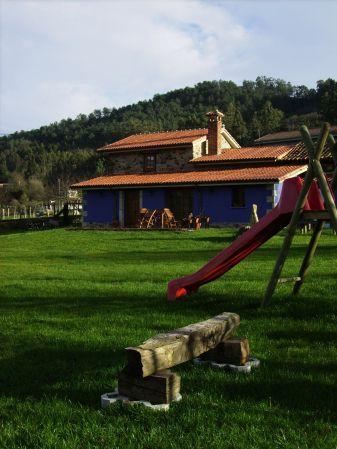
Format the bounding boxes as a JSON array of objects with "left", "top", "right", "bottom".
[
  {"left": 0, "top": 0, "right": 336, "bottom": 133},
  {"left": 1, "top": 82, "right": 107, "bottom": 132},
  {"left": 222, "top": 0, "right": 337, "bottom": 86},
  {"left": 0, "top": 0, "right": 250, "bottom": 133}
]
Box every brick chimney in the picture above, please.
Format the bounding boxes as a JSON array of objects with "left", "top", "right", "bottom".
[{"left": 206, "top": 109, "right": 224, "bottom": 155}]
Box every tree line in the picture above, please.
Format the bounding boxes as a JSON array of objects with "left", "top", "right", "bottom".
[{"left": 0, "top": 76, "right": 336, "bottom": 205}]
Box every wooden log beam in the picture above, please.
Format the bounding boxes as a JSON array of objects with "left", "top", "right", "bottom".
[
  {"left": 125, "top": 312, "right": 240, "bottom": 377},
  {"left": 327, "top": 134, "right": 337, "bottom": 165},
  {"left": 200, "top": 338, "right": 250, "bottom": 365},
  {"left": 301, "top": 122, "right": 329, "bottom": 161},
  {"left": 118, "top": 369, "right": 180, "bottom": 404}
]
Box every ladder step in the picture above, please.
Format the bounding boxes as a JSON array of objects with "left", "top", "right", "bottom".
[
  {"left": 301, "top": 211, "right": 330, "bottom": 221},
  {"left": 277, "top": 276, "right": 301, "bottom": 284}
]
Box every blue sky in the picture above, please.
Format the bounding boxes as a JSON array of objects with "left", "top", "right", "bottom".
[{"left": 1, "top": 0, "right": 336, "bottom": 134}]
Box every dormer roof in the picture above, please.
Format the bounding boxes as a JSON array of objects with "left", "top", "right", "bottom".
[
  {"left": 97, "top": 119, "right": 240, "bottom": 153},
  {"left": 191, "top": 145, "right": 292, "bottom": 164},
  {"left": 97, "top": 128, "right": 208, "bottom": 153},
  {"left": 254, "top": 126, "right": 337, "bottom": 145}
]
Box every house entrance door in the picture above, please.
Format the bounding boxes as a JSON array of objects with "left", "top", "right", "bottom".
[
  {"left": 166, "top": 188, "right": 194, "bottom": 220},
  {"left": 124, "top": 190, "right": 140, "bottom": 227}
]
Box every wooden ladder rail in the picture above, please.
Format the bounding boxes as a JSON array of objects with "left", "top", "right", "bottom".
[{"left": 261, "top": 123, "right": 337, "bottom": 307}]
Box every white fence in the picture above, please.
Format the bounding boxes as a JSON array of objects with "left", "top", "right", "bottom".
[{"left": 0, "top": 202, "right": 82, "bottom": 220}]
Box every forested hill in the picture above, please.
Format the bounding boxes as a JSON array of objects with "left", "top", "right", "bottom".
[{"left": 0, "top": 77, "right": 336, "bottom": 202}]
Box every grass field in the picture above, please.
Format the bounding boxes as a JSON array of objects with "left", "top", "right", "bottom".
[{"left": 0, "top": 228, "right": 337, "bottom": 449}]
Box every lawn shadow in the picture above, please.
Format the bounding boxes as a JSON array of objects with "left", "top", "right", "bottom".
[
  {"left": 3, "top": 249, "right": 225, "bottom": 265},
  {"left": 0, "top": 341, "right": 124, "bottom": 408},
  {"left": 173, "top": 350, "right": 337, "bottom": 421},
  {"left": 267, "top": 329, "right": 337, "bottom": 344},
  {"left": 0, "top": 285, "right": 261, "bottom": 409},
  {"left": 208, "top": 364, "right": 337, "bottom": 420},
  {"left": 0, "top": 285, "right": 336, "bottom": 415},
  {"left": 191, "top": 235, "right": 235, "bottom": 244}
]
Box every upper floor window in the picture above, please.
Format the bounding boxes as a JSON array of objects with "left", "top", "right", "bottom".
[
  {"left": 144, "top": 154, "right": 156, "bottom": 172},
  {"left": 231, "top": 186, "right": 245, "bottom": 208}
]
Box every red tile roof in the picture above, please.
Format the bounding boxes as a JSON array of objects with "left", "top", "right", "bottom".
[
  {"left": 280, "top": 142, "right": 332, "bottom": 161},
  {"left": 98, "top": 128, "right": 208, "bottom": 152},
  {"left": 192, "top": 142, "right": 334, "bottom": 164},
  {"left": 255, "top": 125, "right": 337, "bottom": 144},
  {"left": 192, "top": 145, "right": 292, "bottom": 164},
  {"left": 71, "top": 165, "right": 307, "bottom": 189}
]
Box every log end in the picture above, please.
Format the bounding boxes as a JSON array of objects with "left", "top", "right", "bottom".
[
  {"left": 118, "top": 368, "right": 181, "bottom": 404},
  {"left": 200, "top": 338, "right": 250, "bottom": 365}
]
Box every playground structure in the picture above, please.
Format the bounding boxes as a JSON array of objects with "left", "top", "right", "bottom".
[{"left": 167, "top": 123, "right": 337, "bottom": 306}]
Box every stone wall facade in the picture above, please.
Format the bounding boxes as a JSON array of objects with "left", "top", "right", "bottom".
[
  {"left": 105, "top": 145, "right": 198, "bottom": 175},
  {"left": 104, "top": 133, "right": 233, "bottom": 176},
  {"left": 105, "top": 152, "right": 144, "bottom": 174},
  {"left": 156, "top": 146, "right": 194, "bottom": 172},
  {"left": 191, "top": 134, "right": 231, "bottom": 160},
  {"left": 192, "top": 138, "right": 206, "bottom": 159}
]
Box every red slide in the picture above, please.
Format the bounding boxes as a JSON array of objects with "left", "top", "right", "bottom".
[{"left": 167, "top": 176, "right": 325, "bottom": 301}]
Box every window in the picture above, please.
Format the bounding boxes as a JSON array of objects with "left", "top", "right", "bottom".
[
  {"left": 231, "top": 186, "right": 245, "bottom": 208},
  {"left": 201, "top": 141, "right": 207, "bottom": 156},
  {"left": 144, "top": 154, "right": 156, "bottom": 172}
]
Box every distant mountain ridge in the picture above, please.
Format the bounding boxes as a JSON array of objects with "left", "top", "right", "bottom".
[{"left": 0, "top": 76, "right": 336, "bottom": 198}]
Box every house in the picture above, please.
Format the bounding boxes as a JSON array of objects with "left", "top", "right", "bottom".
[
  {"left": 254, "top": 126, "right": 337, "bottom": 146},
  {"left": 71, "top": 110, "right": 330, "bottom": 228}
]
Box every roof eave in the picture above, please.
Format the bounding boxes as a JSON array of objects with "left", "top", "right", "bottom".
[
  {"left": 97, "top": 142, "right": 194, "bottom": 154},
  {"left": 278, "top": 165, "right": 308, "bottom": 181},
  {"left": 190, "top": 158, "right": 278, "bottom": 165},
  {"left": 71, "top": 179, "right": 287, "bottom": 190}
]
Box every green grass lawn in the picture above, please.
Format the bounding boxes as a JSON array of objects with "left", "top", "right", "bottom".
[{"left": 0, "top": 228, "right": 336, "bottom": 449}]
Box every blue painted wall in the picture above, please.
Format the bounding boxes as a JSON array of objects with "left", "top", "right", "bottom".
[
  {"left": 142, "top": 189, "right": 166, "bottom": 210},
  {"left": 83, "top": 190, "right": 118, "bottom": 224},
  {"left": 194, "top": 185, "right": 272, "bottom": 224},
  {"left": 83, "top": 184, "right": 276, "bottom": 225}
]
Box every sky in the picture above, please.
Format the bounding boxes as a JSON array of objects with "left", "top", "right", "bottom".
[{"left": 1, "top": 0, "right": 337, "bottom": 134}]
